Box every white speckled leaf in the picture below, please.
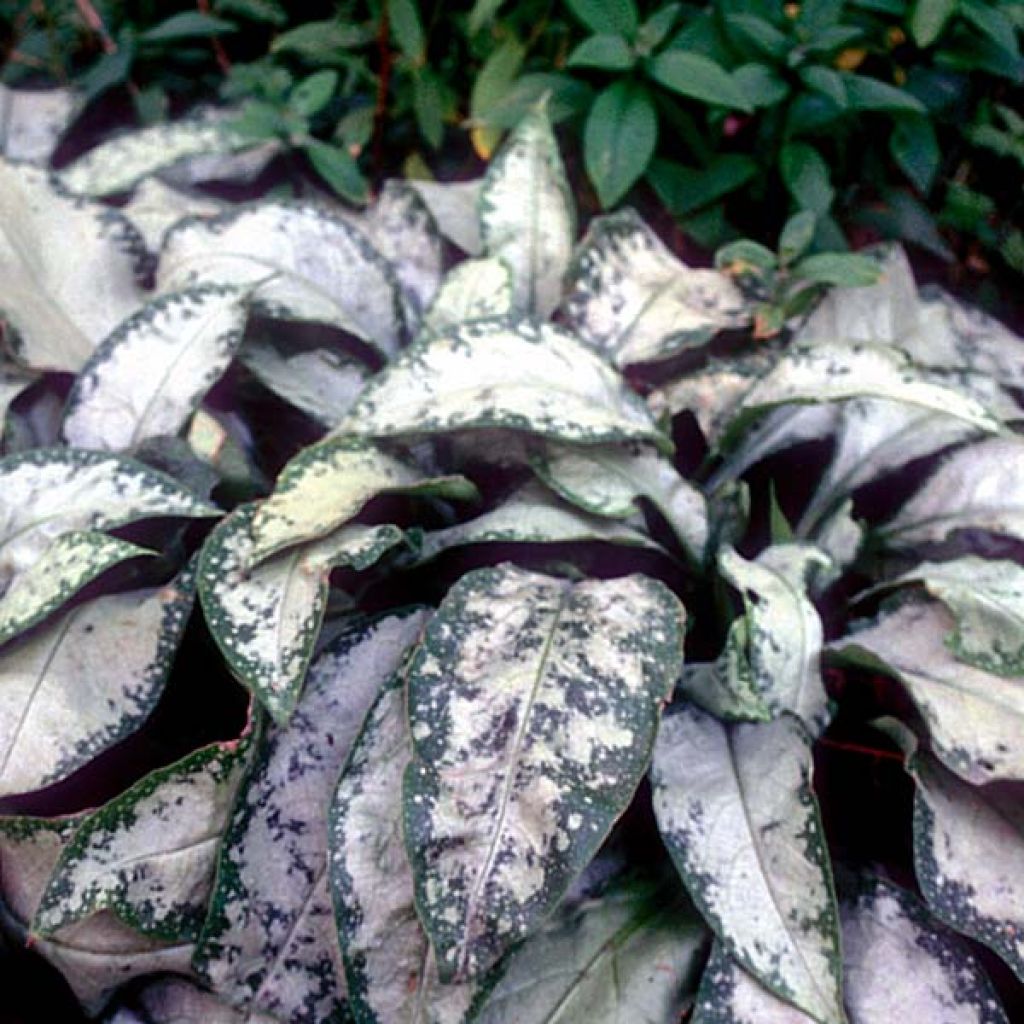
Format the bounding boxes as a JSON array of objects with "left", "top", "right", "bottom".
[
  {"left": 120, "top": 177, "right": 224, "bottom": 256},
  {"left": 563, "top": 210, "right": 748, "bottom": 368},
  {"left": 533, "top": 441, "right": 708, "bottom": 562},
  {"left": 109, "top": 977, "right": 280, "bottom": 1024},
  {"left": 199, "top": 502, "right": 405, "bottom": 723},
  {"left": 479, "top": 106, "right": 573, "bottom": 318},
  {"left": 879, "top": 436, "right": 1024, "bottom": 548},
  {"left": 0, "top": 562, "right": 195, "bottom": 797},
  {"left": 409, "top": 178, "right": 483, "bottom": 256},
  {"left": 158, "top": 202, "right": 404, "bottom": 356},
  {"left": 404, "top": 565, "right": 685, "bottom": 981},
  {"left": 0, "top": 85, "right": 78, "bottom": 163},
  {"left": 841, "top": 876, "right": 1008, "bottom": 1024},
  {"left": 830, "top": 599, "right": 1024, "bottom": 784},
  {"left": 196, "top": 612, "right": 428, "bottom": 1024},
  {"left": 63, "top": 284, "right": 248, "bottom": 451},
  {"left": 676, "top": 630, "right": 774, "bottom": 725},
  {"left": 423, "top": 257, "right": 513, "bottom": 334},
  {"left": 330, "top": 673, "right": 487, "bottom": 1024},
  {"left": 0, "top": 159, "right": 144, "bottom": 372},
  {"left": 476, "top": 869, "right": 708, "bottom": 1023},
  {"left": 248, "top": 436, "right": 477, "bottom": 566},
  {"left": 340, "top": 318, "right": 668, "bottom": 452},
  {"left": 33, "top": 710, "right": 258, "bottom": 941},
  {"left": 650, "top": 707, "right": 844, "bottom": 1024}
]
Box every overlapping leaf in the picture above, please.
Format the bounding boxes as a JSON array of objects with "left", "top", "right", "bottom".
[
  {"left": 408, "top": 178, "right": 483, "bottom": 255},
  {"left": 0, "top": 85, "right": 78, "bottom": 163},
  {"left": 106, "top": 977, "right": 280, "bottom": 1024},
  {"left": 120, "top": 178, "right": 224, "bottom": 257},
  {"left": 423, "top": 257, "right": 514, "bottom": 334}
]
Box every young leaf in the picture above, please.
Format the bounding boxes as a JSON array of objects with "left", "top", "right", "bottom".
[
  {"left": 408, "top": 178, "right": 484, "bottom": 256},
  {"left": 404, "top": 565, "right": 685, "bottom": 981},
  {"left": 779, "top": 211, "right": 817, "bottom": 265},
  {"left": 422, "top": 258, "right": 514, "bottom": 333},
  {"left": 584, "top": 80, "right": 658, "bottom": 209},
  {"left": 650, "top": 707, "right": 844, "bottom": 1024},
  {"left": 196, "top": 612, "right": 428, "bottom": 1024},
  {"left": 646, "top": 52, "right": 753, "bottom": 111}
]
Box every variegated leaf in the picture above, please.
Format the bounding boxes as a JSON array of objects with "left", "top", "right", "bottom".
[
  {"left": 63, "top": 284, "right": 249, "bottom": 451},
  {"left": 107, "top": 977, "right": 279, "bottom": 1024},
  {"left": 563, "top": 210, "right": 748, "bottom": 367},
  {"left": 841, "top": 876, "right": 1009, "bottom": 1023},
  {"left": 120, "top": 177, "right": 224, "bottom": 257},
  {"left": 479, "top": 106, "right": 573, "bottom": 318},
  {"left": 158, "top": 203, "right": 405, "bottom": 356},
  {"left": 476, "top": 869, "right": 708, "bottom": 1023},
  {"left": 330, "top": 673, "right": 487, "bottom": 1024},
  {"left": 0, "top": 160, "right": 144, "bottom": 372},
  {"left": 533, "top": 441, "right": 708, "bottom": 562},
  {"left": 33, "top": 710, "right": 258, "bottom": 941},
  {"left": 404, "top": 565, "right": 685, "bottom": 981},
  {"left": 196, "top": 612, "right": 428, "bottom": 1024},
  {"left": 0, "top": 562, "right": 195, "bottom": 797},
  {"left": 340, "top": 318, "right": 668, "bottom": 452},
  {"left": 247, "top": 436, "right": 477, "bottom": 566},
  {"left": 422, "top": 257, "right": 514, "bottom": 334},
  {"left": 408, "top": 178, "right": 483, "bottom": 256},
  {"left": 199, "top": 502, "right": 404, "bottom": 723},
  {"left": 677, "top": 631, "right": 774, "bottom": 725},
  {"left": 0, "top": 84, "right": 78, "bottom": 163},
  {"left": 830, "top": 599, "right": 1024, "bottom": 783},
  {"left": 650, "top": 707, "right": 844, "bottom": 1024},
  {"left": 879, "top": 436, "right": 1024, "bottom": 548}
]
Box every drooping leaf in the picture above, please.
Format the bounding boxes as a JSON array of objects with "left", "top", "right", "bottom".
[
  {"left": 562, "top": 209, "right": 748, "bottom": 367},
  {"left": 0, "top": 85, "right": 78, "bottom": 164},
  {"left": 650, "top": 707, "right": 844, "bottom": 1024},
  {"left": 677, "top": 634, "right": 774, "bottom": 725},
  {"left": 422, "top": 257, "right": 514, "bottom": 334},
  {"left": 196, "top": 612, "right": 428, "bottom": 1024},
  {"left": 407, "top": 178, "right": 484, "bottom": 256},
  {"left": 404, "top": 565, "right": 685, "bottom": 980},
  {"left": 63, "top": 284, "right": 249, "bottom": 452},
  {"left": 479, "top": 105, "right": 574, "bottom": 318}
]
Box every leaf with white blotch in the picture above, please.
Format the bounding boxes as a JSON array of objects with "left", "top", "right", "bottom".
[
  {"left": 197, "top": 612, "right": 428, "bottom": 1024},
  {"left": 650, "top": 707, "right": 844, "bottom": 1024},
  {"left": 879, "top": 436, "right": 1024, "bottom": 548},
  {"left": 479, "top": 106, "right": 573, "bottom": 318},
  {"left": 841, "top": 875, "right": 1009, "bottom": 1024},
  {"left": 199, "top": 502, "right": 404, "bottom": 723},
  {"left": 0, "top": 562, "right": 195, "bottom": 797},
  {"left": 108, "top": 977, "right": 280, "bottom": 1024},
  {"left": 341, "top": 317, "right": 669, "bottom": 452},
  {"left": 563, "top": 210, "right": 749, "bottom": 368},
  {"left": 404, "top": 565, "right": 685, "bottom": 981},
  {"left": 247, "top": 435, "right": 477, "bottom": 566},
  {"left": 718, "top": 545, "right": 831, "bottom": 735},
  {"left": 33, "top": 709, "right": 258, "bottom": 941},
  {"left": 120, "top": 178, "right": 224, "bottom": 256},
  {"left": 830, "top": 598, "right": 1024, "bottom": 784},
  {"left": 63, "top": 284, "right": 249, "bottom": 451},
  {"left": 158, "top": 202, "right": 405, "bottom": 357},
  {"left": 408, "top": 178, "right": 483, "bottom": 255},
  {"left": 415, "top": 480, "right": 661, "bottom": 562},
  {"left": 422, "top": 257, "right": 513, "bottom": 334},
  {"left": 0, "top": 85, "right": 78, "bottom": 163},
  {"left": 677, "top": 628, "right": 773, "bottom": 725},
  {"left": 330, "top": 673, "right": 488, "bottom": 1023},
  {"left": 534, "top": 441, "right": 709, "bottom": 562},
  {"left": 476, "top": 868, "right": 708, "bottom": 1023},
  {"left": 0, "top": 160, "right": 144, "bottom": 372}
]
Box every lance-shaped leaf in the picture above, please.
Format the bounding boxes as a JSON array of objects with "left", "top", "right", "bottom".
[
  {"left": 829, "top": 599, "right": 1024, "bottom": 783},
  {"left": 650, "top": 707, "right": 844, "bottom": 1024},
  {"left": 408, "top": 178, "right": 483, "bottom": 256},
  {"left": 247, "top": 436, "right": 477, "bottom": 566},
  {"left": 423, "top": 257, "right": 514, "bottom": 334},
  {"left": 158, "top": 203, "right": 405, "bottom": 356},
  {"left": 563, "top": 210, "right": 748, "bottom": 368},
  {"left": 718, "top": 545, "right": 831, "bottom": 735},
  {"left": 0, "top": 160, "right": 144, "bottom": 372},
  {"left": 476, "top": 869, "right": 708, "bottom": 1023},
  {"left": 0, "top": 562, "right": 195, "bottom": 797},
  {"left": 0, "top": 84, "right": 78, "bottom": 164},
  {"left": 532, "top": 441, "right": 708, "bottom": 562},
  {"left": 341, "top": 318, "right": 668, "bottom": 452},
  {"left": 404, "top": 565, "right": 685, "bottom": 981},
  {"left": 33, "top": 709, "right": 258, "bottom": 941},
  {"left": 199, "top": 502, "right": 404, "bottom": 723},
  {"left": 330, "top": 673, "right": 487, "bottom": 1024},
  {"left": 878, "top": 436, "right": 1024, "bottom": 548},
  {"left": 841, "top": 876, "right": 1009, "bottom": 1024},
  {"left": 120, "top": 178, "right": 224, "bottom": 257},
  {"left": 110, "top": 977, "right": 280, "bottom": 1024},
  {"left": 479, "top": 105, "right": 573, "bottom": 318},
  {"left": 63, "top": 284, "right": 249, "bottom": 452},
  {"left": 196, "top": 612, "right": 428, "bottom": 1024}
]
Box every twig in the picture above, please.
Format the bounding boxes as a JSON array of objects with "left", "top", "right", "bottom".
[
  {"left": 372, "top": 7, "right": 392, "bottom": 180},
  {"left": 818, "top": 737, "right": 903, "bottom": 763},
  {"left": 74, "top": 0, "right": 117, "bottom": 54},
  {"left": 197, "top": 0, "right": 232, "bottom": 74}
]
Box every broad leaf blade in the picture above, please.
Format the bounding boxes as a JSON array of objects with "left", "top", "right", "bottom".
[
  {"left": 423, "top": 257, "right": 514, "bottom": 334},
  {"left": 120, "top": 178, "right": 224, "bottom": 257},
  {"left": 110, "top": 976, "right": 280, "bottom": 1024},
  {"left": 407, "top": 178, "right": 483, "bottom": 256},
  {"left": 0, "top": 85, "right": 78, "bottom": 164}
]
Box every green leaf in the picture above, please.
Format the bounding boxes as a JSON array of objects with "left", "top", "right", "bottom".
[
  {"left": 715, "top": 238, "right": 778, "bottom": 272},
  {"left": 794, "top": 252, "right": 883, "bottom": 286},
  {"left": 567, "top": 34, "right": 636, "bottom": 70},
  {"left": 801, "top": 65, "right": 849, "bottom": 107},
  {"left": 563, "top": 0, "right": 639, "bottom": 37},
  {"left": 780, "top": 142, "right": 834, "bottom": 214},
  {"left": 911, "top": 0, "right": 959, "bottom": 47},
  {"left": 304, "top": 140, "right": 369, "bottom": 204},
  {"left": 961, "top": 0, "right": 1018, "bottom": 50},
  {"left": 646, "top": 154, "right": 758, "bottom": 216},
  {"left": 289, "top": 70, "right": 338, "bottom": 118},
  {"left": 845, "top": 74, "right": 927, "bottom": 114},
  {"left": 890, "top": 115, "right": 940, "bottom": 192},
  {"left": 584, "top": 80, "right": 658, "bottom": 208},
  {"left": 271, "top": 19, "right": 376, "bottom": 60},
  {"left": 733, "top": 62, "right": 791, "bottom": 107},
  {"left": 637, "top": 3, "right": 682, "bottom": 51},
  {"left": 413, "top": 69, "right": 446, "bottom": 149},
  {"left": 138, "top": 11, "right": 237, "bottom": 43},
  {"left": 646, "top": 51, "right": 753, "bottom": 111},
  {"left": 725, "top": 13, "right": 791, "bottom": 59},
  {"left": 468, "top": 0, "right": 508, "bottom": 34},
  {"left": 404, "top": 565, "right": 685, "bottom": 981},
  {"left": 778, "top": 210, "right": 817, "bottom": 264},
  {"left": 388, "top": 0, "right": 425, "bottom": 61},
  {"left": 470, "top": 37, "right": 526, "bottom": 156}
]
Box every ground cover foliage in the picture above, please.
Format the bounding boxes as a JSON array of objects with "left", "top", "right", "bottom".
[{"left": 1, "top": 92, "right": 1024, "bottom": 1024}]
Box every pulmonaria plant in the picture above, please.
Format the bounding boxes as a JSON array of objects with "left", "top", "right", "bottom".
[{"left": 1, "top": 98, "right": 1024, "bottom": 1024}]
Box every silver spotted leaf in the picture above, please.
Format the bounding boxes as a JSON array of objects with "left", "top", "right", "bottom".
[
  {"left": 650, "top": 706, "right": 844, "bottom": 1024},
  {"left": 403, "top": 565, "right": 686, "bottom": 981},
  {"left": 479, "top": 105, "right": 573, "bottom": 318},
  {"left": 422, "top": 257, "right": 514, "bottom": 335},
  {"left": 677, "top": 630, "right": 774, "bottom": 725},
  {"left": 0, "top": 561, "right": 195, "bottom": 797},
  {"left": 408, "top": 178, "right": 483, "bottom": 256},
  {"left": 120, "top": 177, "right": 224, "bottom": 257},
  {"left": 0, "top": 84, "right": 78, "bottom": 164},
  {"left": 105, "top": 977, "right": 280, "bottom": 1024},
  {"left": 63, "top": 284, "right": 249, "bottom": 452},
  {"left": 563, "top": 209, "right": 748, "bottom": 367},
  {"left": 196, "top": 612, "right": 428, "bottom": 1024}
]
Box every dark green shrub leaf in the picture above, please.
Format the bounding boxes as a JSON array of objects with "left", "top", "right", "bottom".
[
  {"left": 304, "top": 140, "right": 369, "bottom": 204},
  {"left": 778, "top": 210, "right": 817, "bottom": 264},
  {"left": 890, "top": 115, "right": 940, "bottom": 192},
  {"left": 780, "top": 142, "right": 834, "bottom": 214},
  {"left": 794, "top": 252, "right": 882, "bottom": 286},
  {"left": 845, "top": 74, "right": 927, "bottom": 114},
  {"left": 138, "top": 12, "right": 237, "bottom": 44},
  {"left": 563, "top": 0, "right": 640, "bottom": 37},
  {"left": 567, "top": 33, "right": 636, "bottom": 70},
  {"left": 584, "top": 80, "right": 658, "bottom": 208},
  {"left": 733, "top": 61, "right": 791, "bottom": 107},
  {"left": 388, "top": 0, "right": 425, "bottom": 61},
  {"left": 646, "top": 51, "right": 753, "bottom": 111},
  {"left": 289, "top": 70, "right": 338, "bottom": 118},
  {"left": 910, "top": 0, "right": 958, "bottom": 47},
  {"left": 646, "top": 154, "right": 759, "bottom": 216}
]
